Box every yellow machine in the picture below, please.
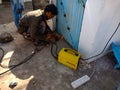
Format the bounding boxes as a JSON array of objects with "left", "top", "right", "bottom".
[{"left": 58, "top": 48, "right": 81, "bottom": 70}]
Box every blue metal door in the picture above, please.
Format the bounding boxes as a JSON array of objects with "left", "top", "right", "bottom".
[{"left": 57, "top": 0, "right": 87, "bottom": 50}]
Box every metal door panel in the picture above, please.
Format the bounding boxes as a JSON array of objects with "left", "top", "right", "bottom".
[{"left": 57, "top": 0, "right": 87, "bottom": 50}]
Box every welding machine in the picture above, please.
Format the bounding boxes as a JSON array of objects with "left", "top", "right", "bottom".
[{"left": 58, "top": 48, "right": 81, "bottom": 70}]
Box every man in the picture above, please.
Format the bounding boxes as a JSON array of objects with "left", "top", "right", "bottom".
[
  {"left": 18, "top": 4, "right": 58, "bottom": 45},
  {"left": 10, "top": 0, "right": 24, "bottom": 27}
]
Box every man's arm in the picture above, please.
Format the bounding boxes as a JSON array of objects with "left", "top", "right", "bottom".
[{"left": 29, "top": 20, "right": 39, "bottom": 40}]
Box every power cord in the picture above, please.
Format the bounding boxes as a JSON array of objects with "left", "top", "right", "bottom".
[
  {"left": 0, "top": 48, "right": 36, "bottom": 75},
  {"left": 0, "top": 44, "right": 46, "bottom": 76},
  {"left": 0, "top": 40, "right": 59, "bottom": 76},
  {"left": 0, "top": 48, "right": 5, "bottom": 68},
  {"left": 50, "top": 42, "right": 58, "bottom": 59},
  {"left": 81, "top": 22, "right": 120, "bottom": 60}
]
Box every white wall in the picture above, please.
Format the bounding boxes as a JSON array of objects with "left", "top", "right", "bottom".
[
  {"left": 78, "top": 0, "right": 120, "bottom": 62},
  {"left": 0, "top": 0, "right": 2, "bottom": 4}
]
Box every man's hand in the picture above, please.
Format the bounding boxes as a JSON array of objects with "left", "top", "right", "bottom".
[
  {"left": 46, "top": 33, "right": 53, "bottom": 40},
  {"left": 45, "top": 33, "right": 60, "bottom": 43}
]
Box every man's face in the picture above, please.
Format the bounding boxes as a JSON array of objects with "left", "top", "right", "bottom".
[{"left": 46, "top": 12, "right": 55, "bottom": 19}]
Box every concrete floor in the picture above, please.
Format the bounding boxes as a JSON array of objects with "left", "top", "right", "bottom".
[{"left": 0, "top": 1, "right": 120, "bottom": 90}]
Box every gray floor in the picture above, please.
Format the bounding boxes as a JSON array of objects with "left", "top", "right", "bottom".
[{"left": 0, "top": 2, "right": 120, "bottom": 90}]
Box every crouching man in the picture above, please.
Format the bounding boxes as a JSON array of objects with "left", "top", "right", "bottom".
[{"left": 18, "top": 4, "right": 58, "bottom": 45}]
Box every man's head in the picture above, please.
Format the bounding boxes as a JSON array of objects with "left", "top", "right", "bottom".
[{"left": 44, "top": 4, "right": 58, "bottom": 19}]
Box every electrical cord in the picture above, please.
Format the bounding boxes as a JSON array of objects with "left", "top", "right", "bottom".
[
  {"left": 81, "top": 22, "right": 120, "bottom": 60},
  {"left": 0, "top": 39, "right": 58, "bottom": 76},
  {"left": 0, "top": 44, "right": 45, "bottom": 76},
  {"left": 50, "top": 42, "right": 58, "bottom": 59},
  {"left": 89, "top": 61, "right": 96, "bottom": 78},
  {"left": 0, "top": 51, "right": 35, "bottom": 75},
  {"left": 0, "top": 49, "right": 35, "bottom": 75},
  {"left": 0, "top": 48, "right": 5, "bottom": 68}
]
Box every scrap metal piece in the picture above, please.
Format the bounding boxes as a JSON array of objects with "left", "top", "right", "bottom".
[
  {"left": 9, "top": 81, "right": 17, "bottom": 89},
  {"left": 0, "top": 32, "right": 14, "bottom": 43}
]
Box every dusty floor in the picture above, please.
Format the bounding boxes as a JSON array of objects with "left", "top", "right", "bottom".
[{"left": 0, "top": 1, "right": 120, "bottom": 90}]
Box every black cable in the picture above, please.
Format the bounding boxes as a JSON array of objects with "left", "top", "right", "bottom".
[
  {"left": 0, "top": 48, "right": 5, "bottom": 68},
  {"left": 0, "top": 44, "right": 46, "bottom": 75},
  {"left": 0, "top": 50, "right": 36, "bottom": 75},
  {"left": 50, "top": 42, "right": 58, "bottom": 59},
  {"left": 81, "top": 22, "right": 120, "bottom": 60},
  {"left": 0, "top": 47, "right": 14, "bottom": 68},
  {"left": 0, "top": 52, "right": 35, "bottom": 75}
]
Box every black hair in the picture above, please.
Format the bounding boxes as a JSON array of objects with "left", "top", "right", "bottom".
[{"left": 44, "top": 4, "right": 58, "bottom": 15}]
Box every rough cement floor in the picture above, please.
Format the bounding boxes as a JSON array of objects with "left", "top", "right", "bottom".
[{"left": 0, "top": 1, "right": 120, "bottom": 90}]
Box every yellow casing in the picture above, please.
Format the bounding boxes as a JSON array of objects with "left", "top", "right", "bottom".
[{"left": 58, "top": 48, "right": 81, "bottom": 70}]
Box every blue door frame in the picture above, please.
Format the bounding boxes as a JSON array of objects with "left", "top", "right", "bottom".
[{"left": 57, "top": 0, "right": 87, "bottom": 50}]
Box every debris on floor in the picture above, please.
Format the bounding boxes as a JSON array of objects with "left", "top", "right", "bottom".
[
  {"left": 0, "top": 32, "right": 14, "bottom": 43},
  {"left": 9, "top": 81, "right": 17, "bottom": 89}
]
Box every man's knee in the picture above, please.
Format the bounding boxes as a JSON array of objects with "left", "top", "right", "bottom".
[
  {"left": 18, "top": 30, "right": 23, "bottom": 34},
  {"left": 17, "top": 25, "right": 25, "bottom": 34}
]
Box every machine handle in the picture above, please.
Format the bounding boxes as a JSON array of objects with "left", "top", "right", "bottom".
[{"left": 64, "top": 48, "right": 79, "bottom": 56}]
